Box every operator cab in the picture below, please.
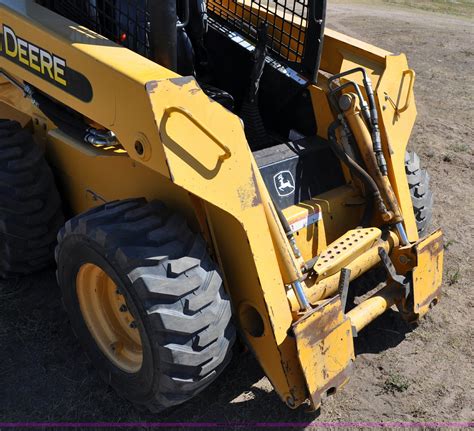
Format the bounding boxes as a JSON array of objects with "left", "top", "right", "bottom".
[{"left": 36, "top": 0, "right": 342, "bottom": 209}]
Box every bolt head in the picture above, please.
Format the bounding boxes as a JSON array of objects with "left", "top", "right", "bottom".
[
  {"left": 286, "top": 395, "right": 296, "bottom": 408},
  {"left": 338, "top": 94, "right": 353, "bottom": 112},
  {"left": 399, "top": 255, "right": 409, "bottom": 264}
]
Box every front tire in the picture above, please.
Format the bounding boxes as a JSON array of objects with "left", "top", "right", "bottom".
[
  {"left": 405, "top": 151, "right": 433, "bottom": 237},
  {"left": 56, "top": 198, "right": 235, "bottom": 412}
]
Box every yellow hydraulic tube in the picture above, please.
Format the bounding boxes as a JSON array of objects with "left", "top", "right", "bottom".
[
  {"left": 251, "top": 160, "right": 312, "bottom": 310},
  {"left": 347, "top": 284, "right": 401, "bottom": 333},
  {"left": 252, "top": 160, "right": 304, "bottom": 284},
  {"left": 342, "top": 94, "right": 403, "bottom": 224}
]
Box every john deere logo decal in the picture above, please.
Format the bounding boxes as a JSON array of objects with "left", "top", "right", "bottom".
[
  {"left": 274, "top": 171, "right": 295, "bottom": 197},
  {"left": 0, "top": 25, "right": 93, "bottom": 102}
]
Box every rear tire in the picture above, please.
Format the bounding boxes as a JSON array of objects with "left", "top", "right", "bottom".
[
  {"left": 405, "top": 151, "right": 433, "bottom": 237},
  {"left": 56, "top": 198, "right": 235, "bottom": 412},
  {"left": 0, "top": 119, "right": 63, "bottom": 278}
]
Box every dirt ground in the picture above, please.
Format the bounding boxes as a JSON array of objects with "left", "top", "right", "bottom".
[{"left": 0, "top": 1, "right": 473, "bottom": 429}]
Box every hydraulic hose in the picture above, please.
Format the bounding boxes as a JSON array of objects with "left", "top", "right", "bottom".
[
  {"left": 27, "top": 86, "right": 87, "bottom": 139},
  {"left": 328, "top": 67, "right": 388, "bottom": 175},
  {"left": 327, "top": 121, "right": 388, "bottom": 220},
  {"left": 13, "top": 79, "right": 118, "bottom": 148},
  {"left": 329, "top": 81, "right": 372, "bottom": 128}
]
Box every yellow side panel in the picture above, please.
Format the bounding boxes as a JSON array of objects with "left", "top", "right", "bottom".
[
  {"left": 45, "top": 130, "right": 194, "bottom": 217},
  {"left": 376, "top": 54, "right": 419, "bottom": 241},
  {"left": 281, "top": 186, "right": 366, "bottom": 263},
  {"left": 282, "top": 202, "right": 324, "bottom": 262},
  {"left": 320, "top": 28, "right": 389, "bottom": 76}
]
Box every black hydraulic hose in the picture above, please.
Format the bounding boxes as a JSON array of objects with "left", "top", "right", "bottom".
[
  {"left": 177, "top": 0, "right": 190, "bottom": 29},
  {"left": 359, "top": 72, "right": 387, "bottom": 177},
  {"left": 29, "top": 87, "right": 87, "bottom": 139},
  {"left": 29, "top": 86, "right": 118, "bottom": 147},
  {"left": 328, "top": 67, "right": 388, "bottom": 175},
  {"left": 329, "top": 67, "right": 376, "bottom": 122},
  {"left": 327, "top": 121, "right": 386, "bottom": 223},
  {"left": 0, "top": 71, "right": 88, "bottom": 139},
  {"left": 327, "top": 121, "right": 376, "bottom": 195}
]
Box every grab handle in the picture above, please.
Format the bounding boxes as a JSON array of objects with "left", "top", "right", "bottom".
[
  {"left": 164, "top": 106, "right": 232, "bottom": 161},
  {"left": 397, "top": 69, "right": 415, "bottom": 114}
]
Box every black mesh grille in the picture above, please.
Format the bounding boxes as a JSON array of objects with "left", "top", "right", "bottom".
[
  {"left": 37, "top": 0, "right": 150, "bottom": 56},
  {"left": 207, "top": 1, "right": 308, "bottom": 67},
  {"left": 36, "top": 1, "right": 324, "bottom": 79}
]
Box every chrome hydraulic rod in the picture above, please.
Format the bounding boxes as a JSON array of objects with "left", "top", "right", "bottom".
[{"left": 252, "top": 160, "right": 311, "bottom": 311}]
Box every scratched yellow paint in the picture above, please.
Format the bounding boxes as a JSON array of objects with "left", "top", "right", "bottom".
[
  {"left": 411, "top": 229, "right": 444, "bottom": 318},
  {"left": 293, "top": 297, "right": 355, "bottom": 409}
]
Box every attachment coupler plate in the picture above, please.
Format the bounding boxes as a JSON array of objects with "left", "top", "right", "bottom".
[{"left": 292, "top": 296, "right": 355, "bottom": 410}]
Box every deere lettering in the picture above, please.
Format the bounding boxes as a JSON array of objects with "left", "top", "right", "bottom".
[
  {"left": 2, "top": 25, "right": 67, "bottom": 86},
  {"left": 0, "top": 25, "right": 93, "bottom": 102}
]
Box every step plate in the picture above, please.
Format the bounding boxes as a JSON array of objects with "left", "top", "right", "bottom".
[{"left": 313, "top": 228, "right": 382, "bottom": 281}]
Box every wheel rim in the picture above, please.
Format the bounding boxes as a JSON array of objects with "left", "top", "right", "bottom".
[{"left": 76, "top": 263, "right": 143, "bottom": 373}]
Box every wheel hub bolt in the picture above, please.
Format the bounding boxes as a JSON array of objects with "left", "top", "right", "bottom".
[
  {"left": 119, "top": 304, "right": 128, "bottom": 312},
  {"left": 129, "top": 321, "right": 137, "bottom": 329}
]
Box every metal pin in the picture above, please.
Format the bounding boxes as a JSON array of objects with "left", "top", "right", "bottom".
[
  {"left": 292, "top": 280, "right": 311, "bottom": 311},
  {"left": 395, "top": 222, "right": 409, "bottom": 246}
]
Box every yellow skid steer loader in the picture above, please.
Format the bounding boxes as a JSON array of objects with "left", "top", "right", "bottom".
[{"left": 0, "top": 0, "right": 443, "bottom": 412}]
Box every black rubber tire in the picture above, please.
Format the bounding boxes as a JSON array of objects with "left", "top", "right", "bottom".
[
  {"left": 405, "top": 151, "right": 433, "bottom": 237},
  {"left": 0, "top": 119, "right": 63, "bottom": 278},
  {"left": 56, "top": 198, "right": 235, "bottom": 412}
]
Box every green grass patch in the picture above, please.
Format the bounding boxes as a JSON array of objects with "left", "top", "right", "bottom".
[
  {"left": 446, "top": 267, "right": 462, "bottom": 285},
  {"left": 382, "top": 373, "right": 411, "bottom": 393}
]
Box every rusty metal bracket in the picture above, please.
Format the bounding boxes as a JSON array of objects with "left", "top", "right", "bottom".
[
  {"left": 338, "top": 268, "right": 351, "bottom": 313},
  {"left": 293, "top": 296, "right": 355, "bottom": 411},
  {"left": 399, "top": 229, "right": 444, "bottom": 322},
  {"left": 378, "top": 247, "right": 409, "bottom": 298}
]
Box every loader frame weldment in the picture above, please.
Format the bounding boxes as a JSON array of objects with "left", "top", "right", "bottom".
[{"left": 0, "top": 0, "right": 444, "bottom": 411}]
